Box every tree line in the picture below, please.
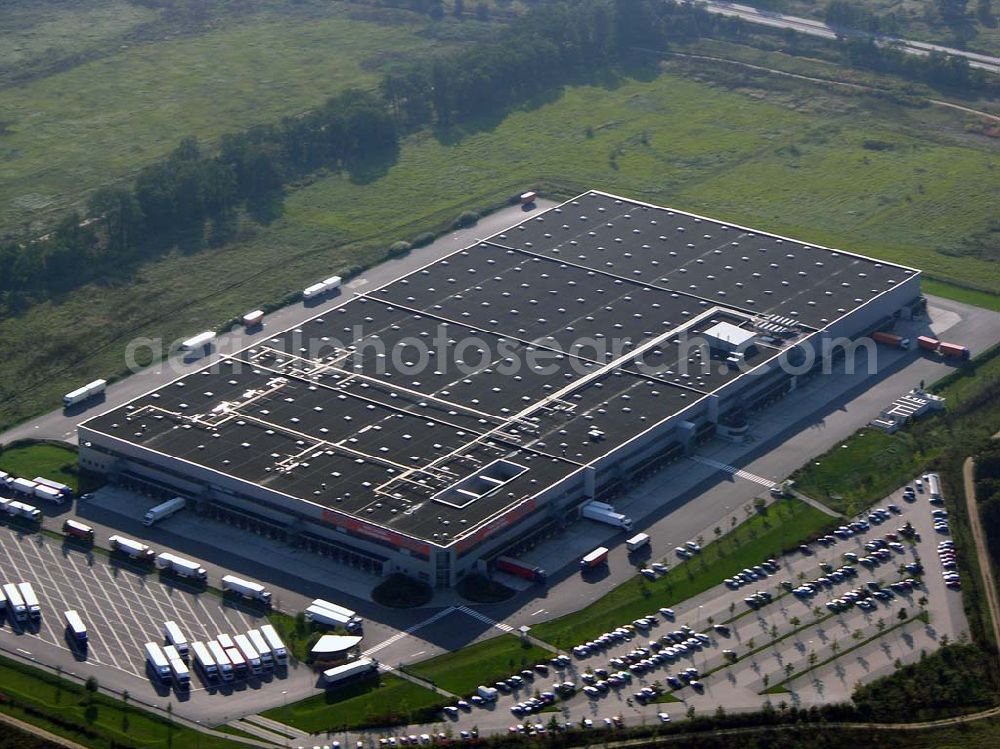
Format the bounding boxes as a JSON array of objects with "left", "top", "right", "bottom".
[
  {"left": 0, "top": 88, "right": 395, "bottom": 305},
  {"left": 0, "top": 0, "right": 994, "bottom": 311}
]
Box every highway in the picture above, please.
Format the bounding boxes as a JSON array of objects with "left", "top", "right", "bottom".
[{"left": 698, "top": 1, "right": 1000, "bottom": 74}]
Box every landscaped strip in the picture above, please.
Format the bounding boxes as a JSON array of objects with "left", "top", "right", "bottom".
[
  {"left": 0, "top": 654, "right": 236, "bottom": 749},
  {"left": 532, "top": 499, "right": 834, "bottom": 649},
  {"left": 261, "top": 673, "right": 448, "bottom": 733},
  {"left": 403, "top": 635, "right": 555, "bottom": 697}
]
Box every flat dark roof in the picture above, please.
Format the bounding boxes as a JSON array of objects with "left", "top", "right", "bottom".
[{"left": 82, "top": 191, "right": 917, "bottom": 547}]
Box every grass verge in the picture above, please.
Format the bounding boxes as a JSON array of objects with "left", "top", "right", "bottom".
[
  {"left": 260, "top": 673, "right": 447, "bottom": 733},
  {"left": 403, "top": 636, "right": 555, "bottom": 696},
  {"left": 922, "top": 279, "right": 1000, "bottom": 313},
  {"left": 0, "top": 442, "right": 83, "bottom": 493},
  {"left": 793, "top": 344, "right": 1000, "bottom": 516},
  {"left": 531, "top": 499, "right": 833, "bottom": 649},
  {"left": 0, "top": 653, "right": 235, "bottom": 749}
]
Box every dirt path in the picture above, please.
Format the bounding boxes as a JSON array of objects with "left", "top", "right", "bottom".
[{"left": 964, "top": 456, "right": 1000, "bottom": 650}]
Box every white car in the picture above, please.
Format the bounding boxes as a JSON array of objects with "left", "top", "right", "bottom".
[{"left": 658, "top": 712, "right": 671, "bottom": 723}]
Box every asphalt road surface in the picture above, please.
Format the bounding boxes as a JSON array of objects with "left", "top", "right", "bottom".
[{"left": 698, "top": 1, "right": 1000, "bottom": 74}]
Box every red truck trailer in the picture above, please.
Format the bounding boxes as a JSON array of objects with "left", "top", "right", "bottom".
[
  {"left": 495, "top": 556, "right": 547, "bottom": 583},
  {"left": 580, "top": 546, "right": 609, "bottom": 570},
  {"left": 916, "top": 336, "right": 940, "bottom": 351},
  {"left": 871, "top": 331, "right": 910, "bottom": 349},
  {"left": 938, "top": 341, "right": 970, "bottom": 360}
]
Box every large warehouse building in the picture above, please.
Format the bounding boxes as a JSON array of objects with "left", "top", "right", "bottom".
[{"left": 78, "top": 191, "right": 923, "bottom": 587}]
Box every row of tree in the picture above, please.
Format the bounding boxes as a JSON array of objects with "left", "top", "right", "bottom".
[
  {"left": 0, "top": 88, "right": 395, "bottom": 302},
  {"left": 0, "top": 0, "right": 994, "bottom": 309}
]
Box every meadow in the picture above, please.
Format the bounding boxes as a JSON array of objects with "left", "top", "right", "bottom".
[
  {"left": 0, "top": 59, "right": 998, "bottom": 433},
  {"left": 0, "top": 1, "right": 457, "bottom": 230}
]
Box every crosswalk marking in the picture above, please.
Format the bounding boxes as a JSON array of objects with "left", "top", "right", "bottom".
[
  {"left": 456, "top": 605, "right": 514, "bottom": 633},
  {"left": 362, "top": 605, "right": 457, "bottom": 657},
  {"left": 690, "top": 455, "right": 776, "bottom": 488}
]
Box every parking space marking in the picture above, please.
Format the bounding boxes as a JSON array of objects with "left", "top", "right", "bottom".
[{"left": 61, "top": 549, "right": 138, "bottom": 674}]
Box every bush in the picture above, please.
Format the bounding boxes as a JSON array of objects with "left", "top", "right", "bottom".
[
  {"left": 388, "top": 240, "right": 412, "bottom": 258},
  {"left": 451, "top": 210, "right": 480, "bottom": 229},
  {"left": 411, "top": 232, "right": 435, "bottom": 248},
  {"left": 852, "top": 644, "right": 996, "bottom": 720},
  {"left": 372, "top": 574, "right": 433, "bottom": 608}
]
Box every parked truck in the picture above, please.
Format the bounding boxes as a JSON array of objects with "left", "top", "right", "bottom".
[
  {"left": 322, "top": 276, "right": 342, "bottom": 293},
  {"left": 242, "top": 309, "right": 264, "bottom": 328},
  {"left": 477, "top": 685, "right": 499, "bottom": 701},
  {"left": 179, "top": 331, "right": 215, "bottom": 352},
  {"left": 581, "top": 501, "right": 633, "bottom": 531},
  {"left": 63, "top": 519, "right": 95, "bottom": 543},
  {"left": 10, "top": 477, "right": 37, "bottom": 496},
  {"left": 2, "top": 582, "right": 28, "bottom": 622},
  {"left": 871, "top": 331, "right": 911, "bottom": 350},
  {"left": 927, "top": 473, "right": 943, "bottom": 500},
  {"left": 303, "top": 282, "right": 327, "bottom": 300},
  {"left": 580, "top": 547, "right": 609, "bottom": 570},
  {"left": 164, "top": 645, "right": 191, "bottom": 689},
  {"left": 233, "top": 634, "right": 263, "bottom": 675},
  {"left": 109, "top": 534, "right": 155, "bottom": 562},
  {"left": 32, "top": 485, "right": 62, "bottom": 504},
  {"left": 64, "top": 610, "right": 87, "bottom": 648},
  {"left": 938, "top": 341, "right": 970, "bottom": 360},
  {"left": 143, "top": 496, "right": 186, "bottom": 526},
  {"left": 494, "top": 556, "right": 547, "bottom": 584},
  {"left": 163, "top": 621, "right": 190, "bottom": 657},
  {"left": 307, "top": 599, "right": 363, "bottom": 633},
  {"left": 322, "top": 657, "right": 377, "bottom": 687},
  {"left": 915, "top": 336, "right": 971, "bottom": 360},
  {"left": 191, "top": 641, "right": 218, "bottom": 681},
  {"left": 520, "top": 191, "right": 538, "bottom": 206},
  {"left": 33, "top": 477, "right": 73, "bottom": 498},
  {"left": 63, "top": 379, "right": 107, "bottom": 408},
  {"left": 18, "top": 582, "right": 40, "bottom": 619},
  {"left": 144, "top": 642, "right": 172, "bottom": 684},
  {"left": 6, "top": 500, "right": 42, "bottom": 522},
  {"left": 225, "top": 646, "right": 247, "bottom": 676},
  {"left": 626, "top": 533, "right": 650, "bottom": 552},
  {"left": 206, "top": 641, "right": 234, "bottom": 682},
  {"left": 246, "top": 629, "right": 274, "bottom": 669},
  {"left": 156, "top": 553, "right": 207, "bottom": 582},
  {"left": 220, "top": 574, "right": 272, "bottom": 605},
  {"left": 259, "top": 623, "right": 289, "bottom": 665}
]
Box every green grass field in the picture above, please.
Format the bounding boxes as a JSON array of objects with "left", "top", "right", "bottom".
[
  {"left": 404, "top": 636, "right": 554, "bottom": 696},
  {"left": 0, "top": 653, "right": 234, "bottom": 749},
  {"left": 0, "top": 442, "right": 81, "bottom": 492},
  {"left": 0, "top": 62, "right": 998, "bottom": 434},
  {"left": 531, "top": 499, "right": 833, "bottom": 649},
  {"left": 792, "top": 429, "right": 937, "bottom": 515},
  {"left": 922, "top": 279, "right": 1000, "bottom": 312},
  {"left": 261, "top": 673, "right": 447, "bottom": 733},
  {"left": 0, "top": 2, "right": 455, "bottom": 230},
  {"left": 794, "top": 345, "right": 1000, "bottom": 514}
]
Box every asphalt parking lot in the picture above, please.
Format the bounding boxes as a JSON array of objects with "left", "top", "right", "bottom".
[
  {"left": 374, "top": 473, "right": 967, "bottom": 740},
  {"left": 0, "top": 523, "right": 305, "bottom": 710}
]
